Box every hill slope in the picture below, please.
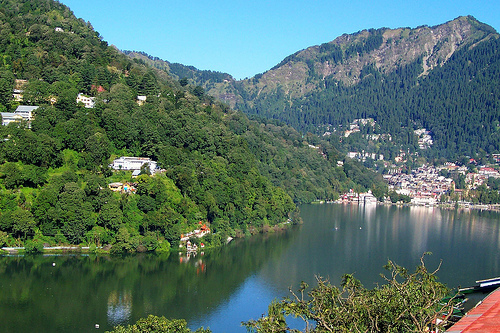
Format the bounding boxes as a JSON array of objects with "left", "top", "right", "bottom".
[{"left": 0, "top": 0, "right": 386, "bottom": 249}]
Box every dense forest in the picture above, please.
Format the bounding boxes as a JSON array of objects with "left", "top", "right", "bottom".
[
  {"left": 0, "top": 0, "right": 386, "bottom": 251},
  {"left": 242, "top": 38, "right": 500, "bottom": 159},
  {"left": 122, "top": 50, "right": 233, "bottom": 90}
]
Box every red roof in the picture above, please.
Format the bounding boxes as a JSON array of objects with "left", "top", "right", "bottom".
[
  {"left": 446, "top": 287, "right": 500, "bottom": 332},
  {"left": 91, "top": 85, "right": 106, "bottom": 93}
]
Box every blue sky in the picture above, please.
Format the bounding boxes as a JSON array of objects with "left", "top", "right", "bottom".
[{"left": 60, "top": 0, "right": 500, "bottom": 80}]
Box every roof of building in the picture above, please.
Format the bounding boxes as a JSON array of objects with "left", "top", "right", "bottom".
[
  {"left": 1, "top": 112, "right": 19, "bottom": 117},
  {"left": 115, "top": 156, "right": 153, "bottom": 161},
  {"left": 447, "top": 287, "right": 500, "bottom": 332},
  {"left": 15, "top": 105, "right": 39, "bottom": 112}
]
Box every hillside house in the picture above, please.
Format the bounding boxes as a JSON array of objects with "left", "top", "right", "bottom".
[
  {"left": 479, "top": 167, "right": 500, "bottom": 178},
  {"left": 108, "top": 182, "right": 123, "bottom": 192},
  {"left": 137, "top": 95, "right": 147, "bottom": 106},
  {"left": 110, "top": 156, "right": 157, "bottom": 174},
  {"left": 108, "top": 182, "right": 136, "bottom": 193},
  {"left": 1, "top": 105, "right": 38, "bottom": 127},
  {"left": 91, "top": 85, "right": 106, "bottom": 93},
  {"left": 13, "top": 89, "right": 23, "bottom": 101},
  {"left": 15, "top": 105, "right": 37, "bottom": 119},
  {"left": 12, "top": 79, "right": 27, "bottom": 101},
  {"left": 76, "top": 93, "right": 95, "bottom": 108},
  {"left": 1, "top": 112, "right": 23, "bottom": 126},
  {"left": 180, "top": 223, "right": 211, "bottom": 242}
]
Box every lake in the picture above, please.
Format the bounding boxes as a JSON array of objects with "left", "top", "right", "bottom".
[{"left": 1, "top": 204, "right": 499, "bottom": 333}]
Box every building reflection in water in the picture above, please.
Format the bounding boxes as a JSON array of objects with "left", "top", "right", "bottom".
[
  {"left": 179, "top": 251, "right": 206, "bottom": 275},
  {"left": 107, "top": 290, "right": 132, "bottom": 326}
]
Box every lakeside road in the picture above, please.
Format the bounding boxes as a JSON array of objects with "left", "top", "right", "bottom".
[{"left": 1, "top": 246, "right": 89, "bottom": 254}]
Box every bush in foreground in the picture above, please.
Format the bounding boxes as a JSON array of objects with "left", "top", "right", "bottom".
[
  {"left": 106, "top": 315, "right": 211, "bottom": 333},
  {"left": 244, "top": 253, "right": 456, "bottom": 333}
]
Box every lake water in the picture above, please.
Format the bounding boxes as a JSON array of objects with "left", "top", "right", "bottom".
[{"left": 1, "top": 204, "right": 499, "bottom": 333}]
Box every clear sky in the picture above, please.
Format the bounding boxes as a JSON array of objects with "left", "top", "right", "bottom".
[{"left": 60, "top": 0, "right": 500, "bottom": 80}]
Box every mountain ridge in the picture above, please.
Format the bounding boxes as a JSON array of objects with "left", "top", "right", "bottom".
[
  {"left": 203, "top": 15, "right": 498, "bottom": 108},
  {"left": 125, "top": 16, "right": 500, "bottom": 159},
  {"left": 185, "top": 15, "right": 500, "bottom": 159}
]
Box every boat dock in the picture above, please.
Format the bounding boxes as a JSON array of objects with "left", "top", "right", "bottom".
[{"left": 446, "top": 287, "right": 500, "bottom": 332}]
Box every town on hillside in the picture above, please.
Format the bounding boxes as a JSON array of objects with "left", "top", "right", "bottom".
[{"left": 336, "top": 160, "right": 500, "bottom": 208}]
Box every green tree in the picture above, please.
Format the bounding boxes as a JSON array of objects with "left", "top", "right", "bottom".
[
  {"left": 244, "top": 254, "right": 456, "bottom": 333},
  {"left": 98, "top": 200, "right": 123, "bottom": 231},
  {"left": 137, "top": 195, "right": 156, "bottom": 213},
  {"left": 23, "top": 79, "right": 50, "bottom": 105},
  {"left": 55, "top": 182, "right": 94, "bottom": 242},
  {"left": 107, "top": 315, "right": 211, "bottom": 333},
  {"left": 9, "top": 208, "right": 37, "bottom": 239},
  {"left": 85, "top": 225, "right": 111, "bottom": 247},
  {"left": 110, "top": 226, "right": 134, "bottom": 254},
  {"left": 0, "top": 70, "right": 14, "bottom": 109},
  {"left": 82, "top": 132, "right": 112, "bottom": 171},
  {"left": 2, "top": 162, "right": 22, "bottom": 189},
  {"left": 140, "top": 162, "right": 151, "bottom": 175}
]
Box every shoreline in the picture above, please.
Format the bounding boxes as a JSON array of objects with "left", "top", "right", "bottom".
[
  {"left": 0, "top": 246, "right": 94, "bottom": 255},
  {"left": 1, "top": 218, "right": 297, "bottom": 256},
  {"left": 316, "top": 199, "right": 500, "bottom": 212}
]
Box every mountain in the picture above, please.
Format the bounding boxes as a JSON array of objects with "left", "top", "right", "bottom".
[
  {"left": 0, "top": 0, "right": 387, "bottom": 249},
  {"left": 210, "top": 16, "right": 496, "bottom": 104},
  {"left": 144, "top": 16, "right": 499, "bottom": 160},
  {"left": 122, "top": 50, "right": 234, "bottom": 88}
]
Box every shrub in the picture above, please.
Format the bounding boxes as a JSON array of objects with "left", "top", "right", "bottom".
[
  {"left": 108, "top": 315, "right": 211, "bottom": 333},
  {"left": 0, "top": 230, "right": 8, "bottom": 247},
  {"left": 24, "top": 239, "right": 44, "bottom": 254},
  {"left": 155, "top": 241, "right": 171, "bottom": 254}
]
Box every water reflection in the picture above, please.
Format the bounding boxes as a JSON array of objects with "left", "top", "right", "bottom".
[
  {"left": 259, "top": 204, "right": 500, "bottom": 291},
  {"left": 107, "top": 290, "right": 132, "bottom": 326},
  {"left": 0, "top": 205, "right": 499, "bottom": 333},
  {"left": 0, "top": 228, "right": 296, "bottom": 333}
]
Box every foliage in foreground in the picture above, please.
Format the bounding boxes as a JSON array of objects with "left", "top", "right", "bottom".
[
  {"left": 106, "top": 315, "right": 211, "bottom": 333},
  {"left": 244, "top": 254, "right": 455, "bottom": 333}
]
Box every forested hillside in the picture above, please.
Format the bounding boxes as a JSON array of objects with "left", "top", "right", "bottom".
[
  {"left": 174, "top": 16, "right": 500, "bottom": 160},
  {"left": 123, "top": 51, "right": 233, "bottom": 88},
  {"left": 0, "top": 0, "right": 385, "bottom": 250}
]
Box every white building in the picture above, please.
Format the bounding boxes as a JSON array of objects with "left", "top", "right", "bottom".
[
  {"left": 1, "top": 105, "right": 38, "bottom": 127},
  {"left": 137, "top": 95, "right": 147, "bottom": 106},
  {"left": 76, "top": 93, "right": 95, "bottom": 108},
  {"left": 411, "top": 196, "right": 437, "bottom": 206},
  {"left": 13, "top": 89, "right": 23, "bottom": 101},
  {"left": 111, "top": 157, "right": 157, "bottom": 174},
  {"left": 15, "top": 105, "right": 37, "bottom": 119},
  {"left": 12, "top": 79, "right": 27, "bottom": 102},
  {"left": 1, "top": 112, "right": 23, "bottom": 126}
]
